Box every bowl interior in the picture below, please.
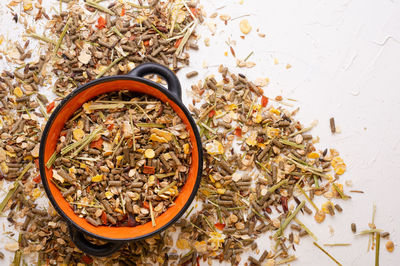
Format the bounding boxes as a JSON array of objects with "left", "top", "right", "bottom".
[{"left": 41, "top": 78, "right": 200, "bottom": 240}]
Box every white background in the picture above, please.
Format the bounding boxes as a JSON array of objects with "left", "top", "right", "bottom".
[{"left": 1, "top": 0, "right": 400, "bottom": 265}]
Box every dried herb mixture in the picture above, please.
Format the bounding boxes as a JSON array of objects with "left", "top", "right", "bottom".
[{"left": 49, "top": 91, "right": 192, "bottom": 227}]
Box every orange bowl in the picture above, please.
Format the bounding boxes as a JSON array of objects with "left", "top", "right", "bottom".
[{"left": 38, "top": 63, "right": 203, "bottom": 256}]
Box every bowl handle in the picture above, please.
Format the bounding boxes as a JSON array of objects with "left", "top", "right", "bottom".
[
  {"left": 127, "top": 62, "right": 182, "bottom": 100},
  {"left": 68, "top": 223, "right": 125, "bottom": 257}
]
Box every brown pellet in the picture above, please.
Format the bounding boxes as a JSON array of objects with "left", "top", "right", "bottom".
[
  {"left": 330, "top": 117, "right": 336, "bottom": 133},
  {"left": 290, "top": 224, "right": 301, "bottom": 231},
  {"left": 186, "top": 71, "right": 198, "bottom": 78},
  {"left": 303, "top": 205, "right": 313, "bottom": 215},
  {"left": 327, "top": 204, "right": 335, "bottom": 216},
  {"left": 248, "top": 256, "right": 261, "bottom": 266},
  {"left": 351, "top": 223, "right": 356, "bottom": 233},
  {"left": 334, "top": 204, "right": 343, "bottom": 212},
  {"left": 299, "top": 230, "right": 308, "bottom": 237},
  {"left": 258, "top": 250, "right": 268, "bottom": 263},
  {"left": 86, "top": 216, "right": 100, "bottom": 226}
]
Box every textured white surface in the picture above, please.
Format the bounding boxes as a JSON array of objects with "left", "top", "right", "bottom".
[{"left": 0, "top": 0, "right": 400, "bottom": 265}]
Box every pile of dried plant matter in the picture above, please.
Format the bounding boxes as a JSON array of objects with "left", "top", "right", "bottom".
[
  {"left": 21, "top": 0, "right": 202, "bottom": 97},
  {"left": 50, "top": 91, "right": 192, "bottom": 227},
  {"left": 0, "top": 0, "right": 202, "bottom": 264}
]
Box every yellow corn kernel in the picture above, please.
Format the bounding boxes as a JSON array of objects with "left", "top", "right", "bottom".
[
  {"left": 269, "top": 108, "right": 280, "bottom": 115},
  {"left": 105, "top": 191, "right": 113, "bottom": 199},
  {"left": 23, "top": 0, "right": 33, "bottom": 11},
  {"left": 209, "top": 174, "right": 215, "bottom": 183},
  {"left": 32, "top": 188, "right": 41, "bottom": 200},
  {"left": 267, "top": 127, "right": 280, "bottom": 138},
  {"left": 0, "top": 162, "right": 8, "bottom": 174},
  {"left": 91, "top": 174, "right": 103, "bottom": 182},
  {"left": 176, "top": 239, "right": 190, "bottom": 250},
  {"left": 331, "top": 157, "right": 344, "bottom": 167},
  {"left": 252, "top": 113, "right": 262, "bottom": 123},
  {"left": 334, "top": 165, "right": 346, "bottom": 175},
  {"left": 77, "top": 120, "right": 84, "bottom": 129},
  {"left": 116, "top": 155, "right": 124, "bottom": 166},
  {"left": 150, "top": 128, "right": 172, "bottom": 141},
  {"left": 246, "top": 131, "right": 258, "bottom": 146},
  {"left": 215, "top": 182, "right": 222, "bottom": 188},
  {"left": 217, "top": 188, "right": 226, "bottom": 195},
  {"left": 73, "top": 128, "right": 85, "bottom": 141},
  {"left": 82, "top": 102, "right": 92, "bottom": 114},
  {"left": 114, "top": 208, "right": 124, "bottom": 214},
  {"left": 13, "top": 87, "right": 23, "bottom": 97},
  {"left": 183, "top": 143, "right": 190, "bottom": 154},
  {"left": 307, "top": 152, "right": 320, "bottom": 159},
  {"left": 149, "top": 133, "right": 168, "bottom": 143},
  {"left": 239, "top": 19, "right": 252, "bottom": 34},
  {"left": 144, "top": 149, "right": 155, "bottom": 159},
  {"left": 205, "top": 140, "right": 224, "bottom": 155}
]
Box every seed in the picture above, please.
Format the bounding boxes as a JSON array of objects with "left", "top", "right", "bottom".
[
  {"left": 186, "top": 71, "right": 198, "bottom": 78},
  {"left": 386, "top": 240, "right": 394, "bottom": 252},
  {"left": 381, "top": 232, "right": 390, "bottom": 238},
  {"left": 239, "top": 19, "right": 252, "bottom": 34},
  {"left": 351, "top": 223, "right": 356, "bottom": 233},
  {"left": 314, "top": 210, "right": 326, "bottom": 223},
  {"left": 330, "top": 117, "right": 336, "bottom": 133},
  {"left": 334, "top": 204, "right": 343, "bottom": 212}
]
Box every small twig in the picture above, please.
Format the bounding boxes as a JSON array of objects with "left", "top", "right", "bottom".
[
  {"left": 274, "top": 201, "right": 305, "bottom": 238},
  {"left": 149, "top": 202, "right": 156, "bottom": 227},
  {"left": 26, "top": 33, "right": 57, "bottom": 45},
  {"left": 324, "top": 243, "right": 351, "bottom": 247},
  {"left": 0, "top": 163, "right": 33, "bottom": 213},
  {"left": 357, "top": 229, "right": 383, "bottom": 235},
  {"left": 375, "top": 233, "right": 380, "bottom": 266},
  {"left": 313, "top": 242, "right": 343, "bottom": 266},
  {"left": 293, "top": 217, "right": 318, "bottom": 241},
  {"left": 244, "top": 51, "right": 254, "bottom": 62},
  {"left": 54, "top": 18, "right": 72, "bottom": 53},
  {"left": 86, "top": 0, "right": 115, "bottom": 15},
  {"left": 96, "top": 56, "right": 126, "bottom": 78},
  {"left": 296, "top": 184, "right": 319, "bottom": 212}
]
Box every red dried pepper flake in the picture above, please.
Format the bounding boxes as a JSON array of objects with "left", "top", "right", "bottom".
[
  {"left": 143, "top": 165, "right": 155, "bottom": 174},
  {"left": 143, "top": 40, "right": 150, "bottom": 46},
  {"left": 234, "top": 127, "right": 242, "bottom": 137},
  {"left": 214, "top": 223, "right": 226, "bottom": 230},
  {"left": 107, "top": 123, "right": 114, "bottom": 131},
  {"left": 261, "top": 95, "right": 269, "bottom": 107},
  {"left": 90, "top": 138, "right": 103, "bottom": 149},
  {"left": 96, "top": 16, "right": 107, "bottom": 29},
  {"left": 101, "top": 211, "right": 108, "bottom": 225},
  {"left": 120, "top": 7, "right": 126, "bottom": 16},
  {"left": 60, "top": 130, "right": 68, "bottom": 137},
  {"left": 174, "top": 37, "right": 183, "bottom": 48},
  {"left": 190, "top": 7, "right": 199, "bottom": 17},
  {"left": 196, "top": 256, "right": 200, "bottom": 266},
  {"left": 208, "top": 109, "right": 216, "bottom": 118},
  {"left": 33, "top": 175, "right": 41, "bottom": 183},
  {"left": 46, "top": 101, "right": 55, "bottom": 113},
  {"left": 81, "top": 255, "right": 93, "bottom": 264},
  {"left": 34, "top": 159, "right": 40, "bottom": 169},
  {"left": 143, "top": 201, "right": 149, "bottom": 209}
]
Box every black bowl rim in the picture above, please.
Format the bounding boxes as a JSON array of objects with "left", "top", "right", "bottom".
[{"left": 39, "top": 74, "right": 203, "bottom": 242}]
